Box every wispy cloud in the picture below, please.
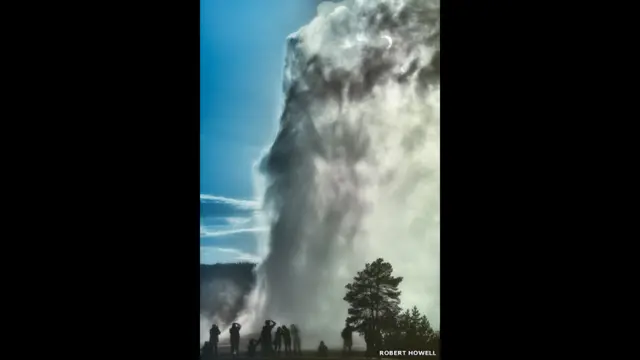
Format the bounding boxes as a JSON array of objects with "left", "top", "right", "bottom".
[
  {"left": 200, "top": 226, "right": 269, "bottom": 238},
  {"left": 200, "top": 246, "right": 262, "bottom": 263},
  {"left": 225, "top": 217, "right": 252, "bottom": 226},
  {"left": 200, "top": 194, "right": 263, "bottom": 223},
  {"left": 200, "top": 194, "right": 261, "bottom": 210},
  {"left": 199, "top": 193, "right": 268, "bottom": 241}
]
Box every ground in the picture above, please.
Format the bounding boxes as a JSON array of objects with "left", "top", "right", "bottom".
[
  {"left": 209, "top": 342, "right": 437, "bottom": 359},
  {"left": 211, "top": 344, "right": 370, "bottom": 360}
]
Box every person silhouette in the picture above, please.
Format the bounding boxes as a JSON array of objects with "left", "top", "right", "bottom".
[
  {"left": 318, "top": 341, "right": 328, "bottom": 357},
  {"left": 290, "top": 324, "right": 301, "bottom": 355},
  {"left": 209, "top": 324, "right": 221, "bottom": 358},
  {"left": 248, "top": 338, "right": 260, "bottom": 358},
  {"left": 282, "top": 325, "right": 292, "bottom": 355},
  {"left": 201, "top": 341, "right": 211, "bottom": 360},
  {"left": 341, "top": 322, "right": 353, "bottom": 356},
  {"left": 261, "top": 320, "right": 277, "bottom": 356},
  {"left": 274, "top": 326, "right": 283, "bottom": 354},
  {"left": 229, "top": 322, "right": 242, "bottom": 356}
]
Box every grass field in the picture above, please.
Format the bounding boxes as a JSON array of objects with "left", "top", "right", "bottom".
[
  {"left": 209, "top": 343, "right": 374, "bottom": 359},
  {"left": 208, "top": 341, "right": 437, "bottom": 359},
  {"left": 208, "top": 346, "right": 436, "bottom": 360}
]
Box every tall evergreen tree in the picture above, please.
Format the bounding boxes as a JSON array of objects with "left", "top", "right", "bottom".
[{"left": 343, "top": 258, "right": 403, "bottom": 336}]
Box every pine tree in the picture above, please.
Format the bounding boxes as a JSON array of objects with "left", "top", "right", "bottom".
[
  {"left": 380, "top": 306, "right": 402, "bottom": 348},
  {"left": 418, "top": 314, "right": 435, "bottom": 341},
  {"left": 343, "top": 258, "right": 403, "bottom": 336}
]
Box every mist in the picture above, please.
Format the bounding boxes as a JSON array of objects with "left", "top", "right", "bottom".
[
  {"left": 223, "top": 0, "right": 440, "bottom": 348},
  {"left": 199, "top": 263, "right": 257, "bottom": 344}
]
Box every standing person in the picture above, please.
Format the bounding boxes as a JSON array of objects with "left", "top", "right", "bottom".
[
  {"left": 317, "top": 341, "right": 328, "bottom": 357},
  {"left": 274, "top": 326, "right": 283, "bottom": 354},
  {"left": 261, "top": 320, "right": 277, "bottom": 356},
  {"left": 282, "top": 325, "right": 292, "bottom": 355},
  {"left": 341, "top": 322, "right": 353, "bottom": 356},
  {"left": 229, "top": 322, "right": 242, "bottom": 356},
  {"left": 291, "top": 324, "right": 301, "bottom": 355},
  {"left": 247, "top": 339, "right": 260, "bottom": 358},
  {"left": 201, "top": 341, "right": 211, "bottom": 360},
  {"left": 209, "top": 324, "right": 221, "bottom": 358}
]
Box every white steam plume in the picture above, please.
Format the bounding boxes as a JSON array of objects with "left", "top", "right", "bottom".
[
  {"left": 200, "top": 278, "right": 250, "bottom": 344},
  {"left": 231, "top": 0, "right": 440, "bottom": 348}
]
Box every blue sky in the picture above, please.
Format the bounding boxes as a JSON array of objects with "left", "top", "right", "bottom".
[{"left": 200, "top": 0, "right": 318, "bottom": 264}]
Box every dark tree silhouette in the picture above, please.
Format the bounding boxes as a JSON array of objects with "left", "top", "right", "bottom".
[
  {"left": 381, "top": 306, "right": 438, "bottom": 352},
  {"left": 343, "top": 259, "right": 439, "bottom": 358},
  {"left": 415, "top": 310, "right": 436, "bottom": 344},
  {"left": 380, "top": 307, "right": 404, "bottom": 348},
  {"left": 343, "top": 258, "right": 403, "bottom": 336}
]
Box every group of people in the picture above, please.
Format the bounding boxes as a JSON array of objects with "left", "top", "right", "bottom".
[
  {"left": 201, "top": 320, "right": 302, "bottom": 359},
  {"left": 254, "top": 320, "right": 303, "bottom": 357},
  {"left": 271, "top": 322, "right": 299, "bottom": 355},
  {"left": 201, "top": 320, "right": 355, "bottom": 359}
]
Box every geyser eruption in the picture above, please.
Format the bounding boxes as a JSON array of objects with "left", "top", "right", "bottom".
[
  {"left": 236, "top": 0, "right": 440, "bottom": 346},
  {"left": 200, "top": 264, "right": 256, "bottom": 344}
]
